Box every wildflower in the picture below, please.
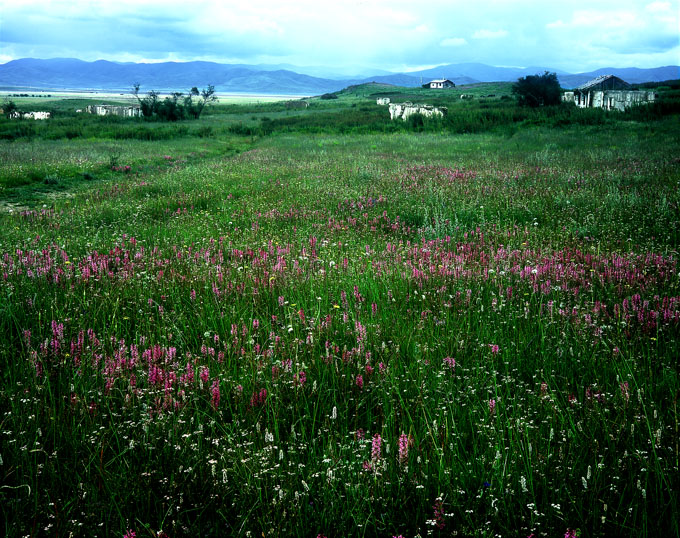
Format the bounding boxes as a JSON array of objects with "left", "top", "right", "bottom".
[
  {"left": 371, "top": 433, "right": 382, "bottom": 460},
  {"left": 433, "top": 497, "right": 445, "bottom": 529},
  {"left": 489, "top": 344, "right": 500, "bottom": 355},
  {"left": 520, "top": 475, "right": 528, "bottom": 492},
  {"left": 123, "top": 531, "right": 136, "bottom": 538},
  {"left": 356, "top": 374, "right": 364, "bottom": 389},
  {"left": 200, "top": 366, "right": 210, "bottom": 384},
  {"left": 443, "top": 356, "right": 456, "bottom": 370},
  {"left": 398, "top": 433, "right": 409, "bottom": 464},
  {"left": 294, "top": 370, "right": 307, "bottom": 387},
  {"left": 210, "top": 380, "right": 220, "bottom": 409},
  {"left": 489, "top": 398, "right": 496, "bottom": 415},
  {"left": 620, "top": 382, "right": 630, "bottom": 402},
  {"left": 564, "top": 529, "right": 578, "bottom": 538}
]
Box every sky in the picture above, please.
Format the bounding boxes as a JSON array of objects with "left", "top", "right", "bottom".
[{"left": 0, "top": 0, "right": 678, "bottom": 74}]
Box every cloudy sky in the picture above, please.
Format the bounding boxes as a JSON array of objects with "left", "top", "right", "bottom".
[{"left": 1, "top": 0, "right": 678, "bottom": 73}]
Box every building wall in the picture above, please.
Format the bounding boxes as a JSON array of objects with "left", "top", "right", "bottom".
[
  {"left": 85, "top": 105, "right": 142, "bottom": 117},
  {"left": 388, "top": 102, "right": 447, "bottom": 120},
  {"left": 563, "top": 90, "right": 655, "bottom": 111}
]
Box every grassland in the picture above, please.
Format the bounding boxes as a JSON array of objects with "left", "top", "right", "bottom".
[{"left": 1, "top": 83, "right": 679, "bottom": 538}]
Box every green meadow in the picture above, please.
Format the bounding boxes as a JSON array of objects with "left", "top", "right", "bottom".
[{"left": 1, "top": 83, "right": 679, "bottom": 538}]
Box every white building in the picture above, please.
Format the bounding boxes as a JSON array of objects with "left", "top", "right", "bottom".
[{"left": 422, "top": 79, "right": 455, "bottom": 89}]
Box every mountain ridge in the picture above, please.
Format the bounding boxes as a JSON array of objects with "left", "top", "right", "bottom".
[{"left": 0, "top": 58, "right": 677, "bottom": 95}]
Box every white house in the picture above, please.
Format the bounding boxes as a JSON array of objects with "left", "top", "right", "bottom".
[{"left": 422, "top": 79, "right": 455, "bottom": 89}]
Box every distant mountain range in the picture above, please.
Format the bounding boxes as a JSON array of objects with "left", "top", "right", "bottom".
[{"left": 0, "top": 58, "right": 677, "bottom": 95}]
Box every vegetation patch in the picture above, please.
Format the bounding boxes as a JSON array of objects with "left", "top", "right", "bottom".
[{"left": 0, "top": 84, "right": 679, "bottom": 538}]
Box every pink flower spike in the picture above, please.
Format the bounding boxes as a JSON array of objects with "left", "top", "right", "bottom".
[{"left": 371, "top": 433, "right": 382, "bottom": 460}]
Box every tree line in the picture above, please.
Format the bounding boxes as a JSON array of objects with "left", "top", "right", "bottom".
[{"left": 132, "top": 84, "right": 218, "bottom": 120}]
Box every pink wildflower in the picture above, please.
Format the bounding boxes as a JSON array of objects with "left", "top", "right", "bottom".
[
  {"left": 356, "top": 374, "right": 364, "bottom": 389},
  {"left": 210, "top": 380, "right": 220, "bottom": 409},
  {"left": 200, "top": 366, "right": 209, "bottom": 384},
  {"left": 123, "top": 531, "right": 136, "bottom": 538},
  {"left": 433, "top": 498, "right": 445, "bottom": 529},
  {"left": 489, "top": 398, "right": 496, "bottom": 415},
  {"left": 620, "top": 382, "right": 630, "bottom": 402},
  {"left": 294, "top": 370, "right": 307, "bottom": 387},
  {"left": 398, "top": 433, "right": 409, "bottom": 464},
  {"left": 371, "top": 433, "right": 382, "bottom": 460}
]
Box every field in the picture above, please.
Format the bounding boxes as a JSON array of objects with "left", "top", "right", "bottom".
[{"left": 1, "top": 84, "right": 679, "bottom": 538}]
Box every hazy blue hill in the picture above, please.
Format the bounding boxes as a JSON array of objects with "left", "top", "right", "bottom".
[
  {"left": 558, "top": 66, "right": 680, "bottom": 88},
  {"left": 405, "top": 63, "right": 561, "bottom": 83},
  {"left": 0, "top": 58, "right": 341, "bottom": 94},
  {"left": 355, "top": 73, "right": 423, "bottom": 87},
  {"left": 0, "top": 58, "right": 677, "bottom": 94}
]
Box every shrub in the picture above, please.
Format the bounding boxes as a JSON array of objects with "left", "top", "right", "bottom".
[{"left": 513, "top": 72, "right": 561, "bottom": 107}]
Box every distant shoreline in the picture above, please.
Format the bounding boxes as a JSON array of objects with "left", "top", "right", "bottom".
[{"left": 0, "top": 89, "right": 310, "bottom": 102}]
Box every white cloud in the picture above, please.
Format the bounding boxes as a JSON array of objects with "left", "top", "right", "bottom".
[
  {"left": 0, "top": 0, "right": 677, "bottom": 72},
  {"left": 646, "top": 1, "right": 672, "bottom": 12},
  {"left": 440, "top": 37, "right": 467, "bottom": 47},
  {"left": 472, "top": 29, "right": 509, "bottom": 39}
]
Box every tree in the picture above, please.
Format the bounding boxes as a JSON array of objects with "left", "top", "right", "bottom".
[
  {"left": 194, "top": 85, "right": 217, "bottom": 119},
  {"left": 2, "top": 98, "right": 18, "bottom": 117},
  {"left": 157, "top": 92, "right": 186, "bottom": 121},
  {"left": 133, "top": 83, "right": 217, "bottom": 120},
  {"left": 512, "top": 72, "right": 561, "bottom": 107},
  {"left": 132, "top": 83, "right": 160, "bottom": 118}
]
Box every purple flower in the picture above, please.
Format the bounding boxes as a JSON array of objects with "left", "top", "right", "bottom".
[
  {"left": 210, "top": 380, "right": 220, "bottom": 409},
  {"left": 371, "top": 433, "right": 382, "bottom": 460},
  {"left": 398, "top": 433, "right": 409, "bottom": 464}
]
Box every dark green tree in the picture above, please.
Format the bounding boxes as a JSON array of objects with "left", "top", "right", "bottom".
[
  {"left": 132, "top": 84, "right": 217, "bottom": 120},
  {"left": 194, "top": 85, "right": 217, "bottom": 119},
  {"left": 132, "top": 83, "right": 160, "bottom": 118},
  {"left": 157, "top": 92, "right": 186, "bottom": 121},
  {"left": 3, "top": 98, "right": 18, "bottom": 117},
  {"left": 512, "top": 72, "right": 561, "bottom": 107}
]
